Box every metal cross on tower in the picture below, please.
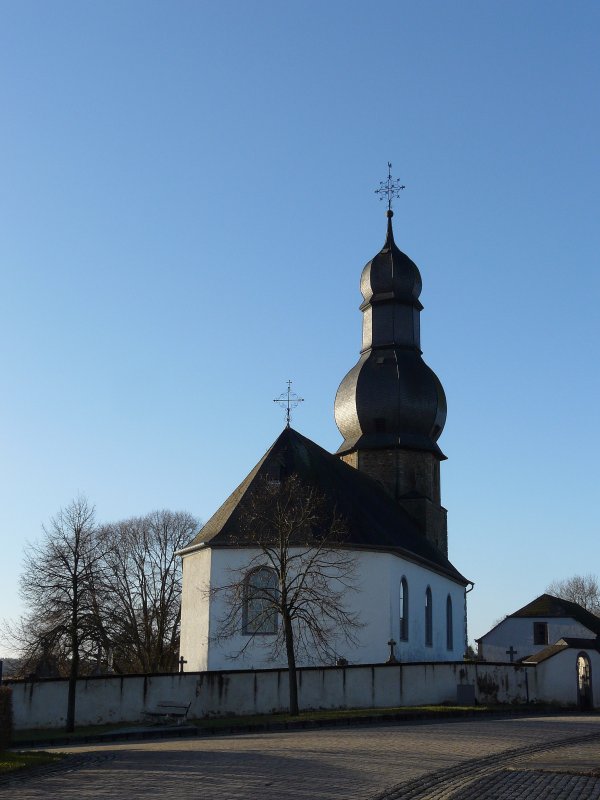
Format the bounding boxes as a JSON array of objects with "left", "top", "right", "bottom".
[
  {"left": 374, "top": 161, "right": 405, "bottom": 211},
  {"left": 273, "top": 380, "right": 304, "bottom": 428}
]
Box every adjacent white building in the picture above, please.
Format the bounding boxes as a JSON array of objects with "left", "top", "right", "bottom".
[{"left": 476, "top": 593, "right": 600, "bottom": 663}]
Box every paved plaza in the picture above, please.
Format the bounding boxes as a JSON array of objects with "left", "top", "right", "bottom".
[{"left": 3, "top": 714, "right": 600, "bottom": 799}]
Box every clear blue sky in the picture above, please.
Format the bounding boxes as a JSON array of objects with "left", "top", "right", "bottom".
[{"left": 1, "top": 1, "right": 599, "bottom": 655}]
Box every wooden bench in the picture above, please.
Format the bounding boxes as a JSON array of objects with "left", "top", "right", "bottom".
[{"left": 142, "top": 701, "right": 191, "bottom": 726}]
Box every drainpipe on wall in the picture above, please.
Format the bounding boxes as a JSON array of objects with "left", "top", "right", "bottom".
[{"left": 464, "top": 582, "right": 475, "bottom": 657}]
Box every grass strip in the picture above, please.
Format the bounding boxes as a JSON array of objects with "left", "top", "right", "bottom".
[
  {"left": 0, "top": 751, "right": 65, "bottom": 775},
  {"left": 13, "top": 722, "right": 138, "bottom": 744},
  {"left": 189, "top": 704, "right": 496, "bottom": 729}
]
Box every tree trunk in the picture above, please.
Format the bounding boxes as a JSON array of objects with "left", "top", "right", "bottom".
[
  {"left": 66, "top": 669, "right": 77, "bottom": 733},
  {"left": 66, "top": 594, "right": 79, "bottom": 732},
  {"left": 283, "top": 612, "right": 299, "bottom": 716}
]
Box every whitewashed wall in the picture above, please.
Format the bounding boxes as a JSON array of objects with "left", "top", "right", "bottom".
[
  {"left": 180, "top": 548, "right": 212, "bottom": 671},
  {"left": 533, "top": 648, "right": 600, "bottom": 706},
  {"left": 9, "top": 657, "right": 591, "bottom": 731},
  {"left": 479, "top": 617, "right": 594, "bottom": 662},
  {"left": 180, "top": 546, "right": 467, "bottom": 671}
]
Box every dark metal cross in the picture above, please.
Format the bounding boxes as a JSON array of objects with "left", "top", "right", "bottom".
[
  {"left": 386, "top": 638, "right": 399, "bottom": 664},
  {"left": 506, "top": 646, "right": 518, "bottom": 663},
  {"left": 179, "top": 655, "right": 187, "bottom": 674},
  {"left": 374, "top": 161, "right": 405, "bottom": 211},
  {"left": 273, "top": 380, "right": 304, "bottom": 428}
]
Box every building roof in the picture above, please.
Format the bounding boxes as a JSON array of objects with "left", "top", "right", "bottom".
[
  {"left": 475, "top": 593, "right": 600, "bottom": 643},
  {"left": 522, "top": 637, "right": 600, "bottom": 665},
  {"left": 181, "top": 426, "right": 468, "bottom": 585},
  {"left": 508, "top": 593, "right": 600, "bottom": 636},
  {"left": 521, "top": 643, "right": 567, "bottom": 664}
]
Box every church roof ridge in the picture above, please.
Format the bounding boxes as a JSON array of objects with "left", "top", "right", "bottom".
[{"left": 183, "top": 426, "right": 467, "bottom": 584}]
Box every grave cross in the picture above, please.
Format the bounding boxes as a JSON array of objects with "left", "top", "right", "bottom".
[
  {"left": 506, "top": 646, "right": 518, "bottom": 663},
  {"left": 386, "top": 638, "right": 399, "bottom": 664},
  {"left": 179, "top": 655, "right": 188, "bottom": 674}
]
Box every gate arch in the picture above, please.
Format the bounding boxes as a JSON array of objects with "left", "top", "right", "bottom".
[{"left": 577, "top": 652, "right": 593, "bottom": 710}]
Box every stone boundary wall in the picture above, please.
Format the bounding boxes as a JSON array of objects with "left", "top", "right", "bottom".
[{"left": 7, "top": 661, "right": 542, "bottom": 730}]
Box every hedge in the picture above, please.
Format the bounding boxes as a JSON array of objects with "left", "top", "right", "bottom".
[{"left": 0, "top": 686, "right": 13, "bottom": 750}]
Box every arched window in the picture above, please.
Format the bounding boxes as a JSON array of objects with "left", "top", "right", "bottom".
[
  {"left": 242, "top": 567, "right": 278, "bottom": 635},
  {"left": 425, "top": 586, "right": 433, "bottom": 647},
  {"left": 446, "top": 595, "right": 453, "bottom": 651},
  {"left": 399, "top": 577, "right": 409, "bottom": 641}
]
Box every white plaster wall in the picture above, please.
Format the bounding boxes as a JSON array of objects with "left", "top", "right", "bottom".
[
  {"left": 206, "top": 547, "right": 287, "bottom": 671},
  {"left": 9, "top": 674, "right": 201, "bottom": 730},
  {"left": 479, "top": 617, "right": 594, "bottom": 662},
  {"left": 179, "top": 548, "right": 212, "bottom": 671},
  {"left": 533, "top": 649, "right": 600, "bottom": 708},
  {"left": 8, "top": 661, "right": 535, "bottom": 731},
  {"left": 180, "top": 546, "right": 467, "bottom": 671}
]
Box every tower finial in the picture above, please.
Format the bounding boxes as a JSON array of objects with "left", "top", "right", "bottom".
[
  {"left": 374, "top": 161, "right": 405, "bottom": 213},
  {"left": 273, "top": 380, "right": 304, "bottom": 428}
]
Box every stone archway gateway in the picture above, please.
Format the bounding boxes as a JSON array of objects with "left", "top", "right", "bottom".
[{"left": 577, "top": 652, "right": 593, "bottom": 710}]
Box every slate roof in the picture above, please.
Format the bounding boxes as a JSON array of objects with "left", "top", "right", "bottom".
[
  {"left": 521, "top": 643, "right": 567, "bottom": 664},
  {"left": 182, "top": 427, "right": 468, "bottom": 585},
  {"left": 508, "top": 594, "right": 600, "bottom": 636},
  {"left": 522, "top": 637, "right": 600, "bottom": 665}
]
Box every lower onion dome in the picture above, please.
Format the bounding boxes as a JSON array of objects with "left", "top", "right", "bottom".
[{"left": 334, "top": 346, "right": 446, "bottom": 457}]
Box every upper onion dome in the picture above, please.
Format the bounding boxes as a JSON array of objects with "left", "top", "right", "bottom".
[{"left": 360, "top": 210, "right": 423, "bottom": 308}]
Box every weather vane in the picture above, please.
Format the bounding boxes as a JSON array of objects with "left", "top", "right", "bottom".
[
  {"left": 374, "top": 161, "right": 405, "bottom": 211},
  {"left": 273, "top": 380, "right": 304, "bottom": 428}
]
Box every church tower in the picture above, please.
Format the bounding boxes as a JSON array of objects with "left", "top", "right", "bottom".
[{"left": 334, "top": 171, "right": 448, "bottom": 556}]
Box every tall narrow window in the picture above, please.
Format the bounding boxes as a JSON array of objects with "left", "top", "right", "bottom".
[
  {"left": 446, "top": 595, "right": 453, "bottom": 651},
  {"left": 425, "top": 586, "right": 433, "bottom": 647},
  {"left": 400, "top": 577, "right": 409, "bottom": 641},
  {"left": 533, "top": 621, "right": 548, "bottom": 645},
  {"left": 243, "top": 567, "right": 278, "bottom": 635}
]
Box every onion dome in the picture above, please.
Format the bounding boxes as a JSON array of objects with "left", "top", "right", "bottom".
[
  {"left": 334, "top": 210, "right": 447, "bottom": 457},
  {"left": 360, "top": 210, "right": 423, "bottom": 308}
]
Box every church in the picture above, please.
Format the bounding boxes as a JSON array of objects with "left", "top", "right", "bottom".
[{"left": 179, "top": 177, "right": 470, "bottom": 671}]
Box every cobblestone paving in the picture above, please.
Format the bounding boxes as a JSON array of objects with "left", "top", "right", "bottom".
[
  {"left": 451, "top": 770, "right": 600, "bottom": 800},
  {"left": 372, "top": 727, "right": 600, "bottom": 799},
  {"left": 3, "top": 715, "right": 600, "bottom": 799}
]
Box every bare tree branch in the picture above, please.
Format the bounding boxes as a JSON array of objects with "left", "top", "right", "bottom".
[
  {"left": 210, "top": 475, "right": 362, "bottom": 715},
  {"left": 95, "top": 510, "right": 199, "bottom": 672},
  {"left": 2, "top": 505, "right": 200, "bottom": 699},
  {"left": 547, "top": 574, "right": 600, "bottom": 615},
  {"left": 10, "top": 496, "right": 100, "bottom": 731}
]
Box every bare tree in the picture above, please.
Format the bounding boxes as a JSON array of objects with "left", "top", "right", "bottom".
[
  {"left": 211, "top": 475, "right": 361, "bottom": 715},
  {"left": 94, "top": 510, "right": 199, "bottom": 673},
  {"left": 4, "top": 506, "right": 200, "bottom": 683},
  {"left": 547, "top": 574, "right": 600, "bottom": 615},
  {"left": 17, "top": 496, "right": 100, "bottom": 731}
]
